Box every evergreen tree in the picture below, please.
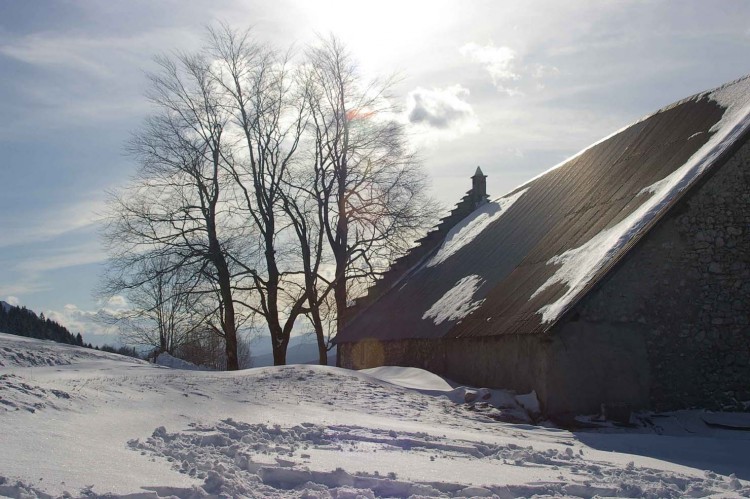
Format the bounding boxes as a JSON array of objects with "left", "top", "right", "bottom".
[{"left": 0, "top": 303, "right": 84, "bottom": 347}]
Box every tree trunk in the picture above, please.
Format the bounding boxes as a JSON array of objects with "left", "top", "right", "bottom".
[
  {"left": 309, "top": 303, "right": 328, "bottom": 365},
  {"left": 272, "top": 333, "right": 288, "bottom": 365},
  {"left": 333, "top": 153, "right": 349, "bottom": 334},
  {"left": 265, "top": 239, "right": 290, "bottom": 366},
  {"left": 213, "top": 247, "right": 239, "bottom": 370},
  {"left": 223, "top": 318, "right": 239, "bottom": 370},
  {"left": 219, "top": 274, "right": 239, "bottom": 370},
  {"left": 334, "top": 267, "right": 348, "bottom": 335}
]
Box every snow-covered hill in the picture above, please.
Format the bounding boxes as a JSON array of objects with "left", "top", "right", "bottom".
[{"left": 1, "top": 332, "right": 749, "bottom": 498}]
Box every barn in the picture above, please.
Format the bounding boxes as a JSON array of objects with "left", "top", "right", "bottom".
[{"left": 336, "top": 75, "right": 750, "bottom": 416}]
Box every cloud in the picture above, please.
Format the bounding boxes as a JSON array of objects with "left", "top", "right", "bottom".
[
  {"left": 460, "top": 42, "right": 559, "bottom": 96},
  {"left": 45, "top": 305, "right": 101, "bottom": 336},
  {"left": 405, "top": 85, "right": 480, "bottom": 142},
  {"left": 1, "top": 34, "right": 114, "bottom": 79},
  {"left": 0, "top": 231, "right": 107, "bottom": 301},
  {"left": 0, "top": 26, "right": 195, "bottom": 138},
  {"left": 14, "top": 245, "right": 107, "bottom": 274},
  {"left": 0, "top": 27, "right": 196, "bottom": 80},
  {"left": 0, "top": 278, "right": 51, "bottom": 297},
  {"left": 0, "top": 197, "right": 106, "bottom": 249},
  {"left": 104, "top": 295, "right": 128, "bottom": 309},
  {"left": 460, "top": 43, "right": 520, "bottom": 91},
  {"left": 4, "top": 296, "right": 20, "bottom": 306},
  {"left": 45, "top": 296, "right": 128, "bottom": 341},
  {"left": 408, "top": 85, "right": 477, "bottom": 129}
]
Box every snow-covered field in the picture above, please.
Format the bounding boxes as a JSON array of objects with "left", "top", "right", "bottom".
[{"left": 1, "top": 333, "right": 749, "bottom": 498}]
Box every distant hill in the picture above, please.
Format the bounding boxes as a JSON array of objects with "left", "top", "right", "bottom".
[
  {"left": 0, "top": 301, "right": 84, "bottom": 347},
  {"left": 250, "top": 334, "right": 314, "bottom": 357},
  {"left": 251, "top": 338, "right": 336, "bottom": 367}
]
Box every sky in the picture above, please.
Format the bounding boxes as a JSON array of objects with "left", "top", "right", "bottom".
[{"left": 0, "top": 0, "right": 748, "bottom": 345}]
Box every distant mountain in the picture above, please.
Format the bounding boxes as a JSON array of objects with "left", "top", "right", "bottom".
[
  {"left": 0, "top": 301, "right": 84, "bottom": 347},
  {"left": 251, "top": 339, "right": 336, "bottom": 367},
  {"left": 249, "top": 334, "right": 317, "bottom": 357}
]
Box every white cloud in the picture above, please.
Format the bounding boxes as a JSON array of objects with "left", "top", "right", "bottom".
[
  {"left": 0, "top": 278, "right": 51, "bottom": 297},
  {"left": 1, "top": 35, "right": 114, "bottom": 79},
  {"left": 0, "top": 26, "right": 195, "bottom": 138},
  {"left": 104, "top": 295, "right": 128, "bottom": 310},
  {"left": 0, "top": 27, "right": 196, "bottom": 80},
  {"left": 46, "top": 303, "right": 117, "bottom": 338},
  {"left": 4, "top": 296, "right": 20, "bottom": 306},
  {"left": 0, "top": 236, "right": 107, "bottom": 302},
  {"left": 408, "top": 85, "right": 476, "bottom": 128},
  {"left": 15, "top": 246, "right": 107, "bottom": 274},
  {"left": 42, "top": 295, "right": 131, "bottom": 346},
  {"left": 0, "top": 197, "right": 106, "bottom": 249},
  {"left": 405, "top": 85, "right": 480, "bottom": 142},
  {"left": 460, "top": 43, "right": 520, "bottom": 92},
  {"left": 460, "top": 42, "right": 559, "bottom": 96},
  {"left": 530, "top": 63, "right": 560, "bottom": 79}
]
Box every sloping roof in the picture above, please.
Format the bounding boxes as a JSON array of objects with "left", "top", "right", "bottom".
[{"left": 339, "top": 75, "right": 750, "bottom": 343}]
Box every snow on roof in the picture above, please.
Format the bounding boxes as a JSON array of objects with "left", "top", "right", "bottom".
[
  {"left": 532, "top": 76, "right": 750, "bottom": 323},
  {"left": 427, "top": 188, "right": 528, "bottom": 268},
  {"left": 422, "top": 274, "right": 485, "bottom": 325}
]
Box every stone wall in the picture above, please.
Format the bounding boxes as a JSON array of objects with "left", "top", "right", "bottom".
[
  {"left": 338, "top": 335, "right": 548, "bottom": 395},
  {"left": 543, "top": 323, "right": 651, "bottom": 414},
  {"left": 566, "top": 137, "right": 750, "bottom": 411},
  {"left": 338, "top": 330, "right": 650, "bottom": 415}
]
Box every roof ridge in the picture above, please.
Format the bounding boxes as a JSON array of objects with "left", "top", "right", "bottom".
[{"left": 341, "top": 183, "right": 487, "bottom": 326}]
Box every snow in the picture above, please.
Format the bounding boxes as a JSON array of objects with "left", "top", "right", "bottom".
[
  {"left": 532, "top": 76, "right": 750, "bottom": 323},
  {"left": 515, "top": 390, "right": 541, "bottom": 415},
  {"left": 422, "top": 274, "right": 485, "bottom": 325},
  {"left": 428, "top": 188, "right": 528, "bottom": 268},
  {"left": 2, "top": 332, "right": 750, "bottom": 498},
  {"left": 363, "top": 366, "right": 455, "bottom": 391},
  {"left": 154, "top": 351, "right": 208, "bottom": 370}
]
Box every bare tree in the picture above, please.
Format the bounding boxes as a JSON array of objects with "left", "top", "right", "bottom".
[
  {"left": 101, "top": 255, "right": 205, "bottom": 355},
  {"left": 303, "top": 36, "right": 436, "bottom": 346},
  {"left": 279, "top": 168, "right": 332, "bottom": 364},
  {"left": 208, "top": 26, "right": 310, "bottom": 365},
  {"left": 176, "top": 327, "right": 253, "bottom": 370},
  {"left": 103, "top": 50, "right": 248, "bottom": 370}
]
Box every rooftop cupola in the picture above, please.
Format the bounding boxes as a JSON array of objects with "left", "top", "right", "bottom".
[{"left": 471, "top": 166, "right": 489, "bottom": 208}]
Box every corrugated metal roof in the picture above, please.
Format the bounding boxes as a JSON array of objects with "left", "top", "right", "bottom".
[{"left": 338, "top": 76, "right": 750, "bottom": 343}]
